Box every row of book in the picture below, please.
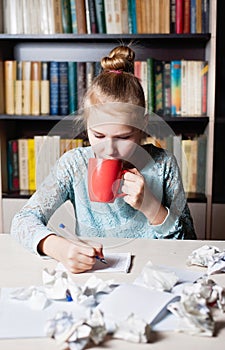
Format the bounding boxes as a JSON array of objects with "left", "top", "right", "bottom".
[
  {"left": 7, "top": 136, "right": 86, "bottom": 192},
  {"left": 0, "top": 58, "right": 208, "bottom": 117},
  {"left": 143, "top": 134, "right": 207, "bottom": 194},
  {"left": 0, "top": 0, "right": 210, "bottom": 35},
  {"left": 7, "top": 134, "right": 206, "bottom": 194}
]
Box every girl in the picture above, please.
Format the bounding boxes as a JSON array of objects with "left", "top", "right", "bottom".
[{"left": 11, "top": 45, "right": 196, "bottom": 273}]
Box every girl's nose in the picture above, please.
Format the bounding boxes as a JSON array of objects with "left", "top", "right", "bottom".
[{"left": 104, "top": 138, "right": 117, "bottom": 157}]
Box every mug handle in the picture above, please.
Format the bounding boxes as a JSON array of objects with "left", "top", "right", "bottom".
[{"left": 115, "top": 169, "right": 130, "bottom": 198}]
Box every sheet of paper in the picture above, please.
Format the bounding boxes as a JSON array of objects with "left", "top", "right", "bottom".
[
  {"left": 57, "top": 252, "right": 132, "bottom": 273},
  {"left": 96, "top": 283, "right": 179, "bottom": 326},
  {"left": 0, "top": 288, "right": 89, "bottom": 339}
]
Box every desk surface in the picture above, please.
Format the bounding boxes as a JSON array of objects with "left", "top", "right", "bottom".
[{"left": 1, "top": 234, "right": 225, "bottom": 350}]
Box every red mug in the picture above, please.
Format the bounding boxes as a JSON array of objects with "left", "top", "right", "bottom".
[{"left": 88, "top": 158, "right": 127, "bottom": 203}]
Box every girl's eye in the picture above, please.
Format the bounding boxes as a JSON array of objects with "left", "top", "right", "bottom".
[{"left": 94, "top": 134, "right": 105, "bottom": 139}]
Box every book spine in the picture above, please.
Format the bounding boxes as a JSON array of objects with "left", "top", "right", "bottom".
[
  {"left": 50, "top": 61, "right": 59, "bottom": 115},
  {"left": 171, "top": 60, "right": 181, "bottom": 116},
  {"left": 18, "top": 138, "right": 29, "bottom": 190},
  {"left": 181, "top": 60, "right": 188, "bottom": 116},
  {"left": 15, "top": 61, "right": 23, "bottom": 115},
  {"left": 68, "top": 61, "right": 77, "bottom": 114},
  {"left": 61, "top": 0, "right": 72, "bottom": 33},
  {"left": 121, "top": 0, "right": 128, "bottom": 33},
  {"left": 53, "top": 0, "right": 63, "bottom": 33},
  {"left": 0, "top": 60, "right": 5, "bottom": 113},
  {"left": 196, "top": 134, "right": 207, "bottom": 194},
  {"left": 4, "top": 60, "right": 16, "bottom": 115},
  {"left": 7, "top": 139, "right": 19, "bottom": 192},
  {"left": 183, "top": 0, "right": 190, "bottom": 33},
  {"left": 31, "top": 61, "right": 41, "bottom": 116},
  {"left": 176, "top": 0, "right": 183, "bottom": 34},
  {"left": 147, "top": 57, "right": 155, "bottom": 113},
  {"left": 28, "top": 138, "right": 36, "bottom": 191},
  {"left": 77, "top": 62, "right": 86, "bottom": 110},
  {"left": 154, "top": 60, "right": 164, "bottom": 116},
  {"left": 88, "top": 0, "right": 97, "bottom": 33},
  {"left": 190, "top": 0, "right": 196, "bottom": 33},
  {"left": 70, "top": 0, "right": 78, "bottom": 33},
  {"left": 76, "top": 0, "right": 87, "bottom": 34},
  {"left": 202, "top": 0, "right": 209, "bottom": 33},
  {"left": 163, "top": 61, "right": 171, "bottom": 116},
  {"left": 59, "top": 61, "right": 69, "bottom": 115},
  {"left": 22, "top": 61, "right": 31, "bottom": 115},
  {"left": 94, "top": 0, "right": 106, "bottom": 33},
  {"left": 41, "top": 62, "right": 50, "bottom": 115},
  {"left": 201, "top": 61, "right": 208, "bottom": 116},
  {"left": 196, "top": 0, "right": 202, "bottom": 33},
  {"left": 170, "top": 0, "right": 176, "bottom": 33}
]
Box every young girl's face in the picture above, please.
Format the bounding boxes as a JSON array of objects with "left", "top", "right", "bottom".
[{"left": 87, "top": 123, "right": 142, "bottom": 160}]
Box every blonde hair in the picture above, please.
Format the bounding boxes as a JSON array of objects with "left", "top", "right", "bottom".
[{"left": 83, "top": 45, "right": 145, "bottom": 109}]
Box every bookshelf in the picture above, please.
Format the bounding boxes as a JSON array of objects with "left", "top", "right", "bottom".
[{"left": 0, "top": 1, "right": 217, "bottom": 240}]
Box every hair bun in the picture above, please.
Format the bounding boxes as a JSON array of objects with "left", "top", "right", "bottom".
[{"left": 101, "top": 45, "right": 135, "bottom": 73}]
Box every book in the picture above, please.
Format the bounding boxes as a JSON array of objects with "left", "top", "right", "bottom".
[
  {"left": 202, "top": 0, "right": 210, "bottom": 33},
  {"left": 94, "top": 0, "right": 106, "bottom": 33},
  {"left": 68, "top": 61, "right": 77, "bottom": 114},
  {"left": 53, "top": 0, "right": 63, "bottom": 33},
  {"left": 163, "top": 61, "right": 171, "bottom": 116},
  {"left": 170, "top": 0, "right": 176, "bottom": 33},
  {"left": 4, "top": 60, "right": 16, "bottom": 115},
  {"left": 171, "top": 60, "right": 181, "bottom": 116},
  {"left": 59, "top": 61, "right": 69, "bottom": 116},
  {"left": 147, "top": 57, "right": 155, "bottom": 113},
  {"left": 76, "top": 0, "right": 87, "bottom": 34},
  {"left": 196, "top": 134, "right": 207, "bottom": 194},
  {"left": 196, "top": 0, "right": 202, "bottom": 33},
  {"left": 70, "top": 0, "right": 77, "bottom": 33},
  {"left": 173, "top": 134, "right": 182, "bottom": 171},
  {"left": 154, "top": 60, "right": 164, "bottom": 116},
  {"left": 104, "top": 0, "right": 114, "bottom": 33},
  {"left": 183, "top": 0, "right": 190, "bottom": 33},
  {"left": 127, "top": 0, "right": 137, "bottom": 33},
  {"left": 176, "top": 0, "right": 183, "bottom": 34},
  {"left": 41, "top": 62, "right": 50, "bottom": 115},
  {"left": 0, "top": 0, "right": 4, "bottom": 33},
  {"left": 31, "top": 61, "right": 41, "bottom": 116},
  {"left": 18, "top": 138, "right": 29, "bottom": 191},
  {"left": 22, "top": 61, "right": 31, "bottom": 115},
  {"left": 50, "top": 61, "right": 59, "bottom": 115},
  {"left": 181, "top": 138, "right": 193, "bottom": 193},
  {"left": 121, "top": 0, "right": 128, "bottom": 33},
  {"left": 61, "top": 0, "right": 72, "bottom": 33},
  {"left": 87, "top": 0, "right": 97, "bottom": 33},
  {"left": 15, "top": 61, "right": 23, "bottom": 115},
  {"left": 7, "top": 140, "right": 19, "bottom": 192},
  {"left": 201, "top": 61, "right": 208, "bottom": 116},
  {"left": 28, "top": 138, "right": 36, "bottom": 191},
  {"left": 77, "top": 62, "right": 86, "bottom": 110},
  {"left": 0, "top": 60, "right": 5, "bottom": 113},
  {"left": 190, "top": 0, "right": 196, "bottom": 33}
]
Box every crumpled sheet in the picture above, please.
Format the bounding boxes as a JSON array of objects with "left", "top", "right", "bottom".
[
  {"left": 134, "top": 261, "right": 179, "bottom": 292},
  {"left": 167, "top": 276, "right": 225, "bottom": 336},
  {"left": 187, "top": 245, "right": 225, "bottom": 275}
]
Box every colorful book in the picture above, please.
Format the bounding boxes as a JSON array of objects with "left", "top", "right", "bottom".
[
  {"left": 87, "top": 0, "right": 97, "bottom": 33},
  {"left": 196, "top": 134, "right": 207, "bottom": 194},
  {"left": 77, "top": 62, "right": 86, "bottom": 110},
  {"left": 41, "top": 62, "right": 50, "bottom": 115},
  {"left": 94, "top": 0, "right": 106, "bottom": 33},
  {"left": 22, "top": 60, "right": 31, "bottom": 115},
  {"left": 70, "top": 0, "right": 78, "bottom": 33},
  {"left": 59, "top": 61, "right": 69, "bottom": 115},
  {"left": 170, "top": 0, "right": 176, "bottom": 33},
  {"left": 4, "top": 60, "right": 16, "bottom": 115},
  {"left": 61, "top": 0, "right": 72, "bottom": 33},
  {"left": 201, "top": 61, "right": 208, "bottom": 116},
  {"left": 0, "top": 60, "right": 5, "bottom": 114},
  {"left": 7, "top": 140, "right": 19, "bottom": 192},
  {"left": 68, "top": 61, "right": 77, "bottom": 114},
  {"left": 31, "top": 61, "right": 41, "bottom": 116},
  {"left": 18, "top": 138, "right": 29, "bottom": 191},
  {"left": 50, "top": 61, "right": 59, "bottom": 115},
  {"left": 176, "top": 0, "right": 183, "bottom": 34},
  {"left": 154, "top": 60, "right": 164, "bottom": 116},
  {"left": 183, "top": 0, "right": 190, "bottom": 33},
  {"left": 15, "top": 61, "right": 23, "bottom": 115},
  {"left": 171, "top": 60, "right": 181, "bottom": 116},
  {"left": 76, "top": 0, "right": 87, "bottom": 34},
  {"left": 28, "top": 138, "right": 36, "bottom": 191},
  {"left": 202, "top": 0, "right": 210, "bottom": 33},
  {"left": 163, "top": 62, "right": 171, "bottom": 116},
  {"left": 127, "top": 0, "right": 137, "bottom": 33},
  {"left": 147, "top": 57, "right": 155, "bottom": 113},
  {"left": 53, "top": 0, "right": 63, "bottom": 33}
]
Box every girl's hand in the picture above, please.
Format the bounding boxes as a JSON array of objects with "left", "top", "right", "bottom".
[
  {"left": 121, "top": 168, "right": 167, "bottom": 225},
  {"left": 38, "top": 235, "right": 104, "bottom": 274}
]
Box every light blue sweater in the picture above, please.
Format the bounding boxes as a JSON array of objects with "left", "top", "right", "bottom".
[{"left": 11, "top": 144, "right": 196, "bottom": 254}]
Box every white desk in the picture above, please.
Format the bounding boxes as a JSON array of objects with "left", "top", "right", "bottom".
[{"left": 1, "top": 234, "right": 225, "bottom": 350}]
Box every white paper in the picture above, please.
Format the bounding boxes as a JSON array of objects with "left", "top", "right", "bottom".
[
  {"left": 57, "top": 252, "right": 132, "bottom": 273},
  {"left": 96, "top": 284, "right": 179, "bottom": 326}
]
